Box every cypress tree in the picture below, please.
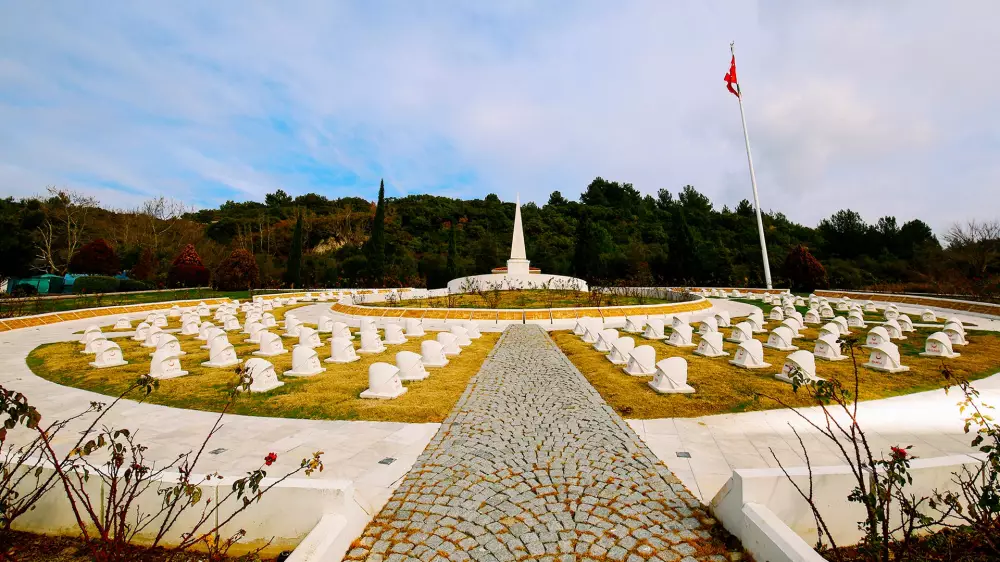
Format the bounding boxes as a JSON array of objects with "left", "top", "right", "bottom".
[
  {"left": 285, "top": 209, "right": 303, "bottom": 287},
  {"left": 367, "top": 179, "right": 387, "bottom": 284},
  {"left": 447, "top": 216, "right": 459, "bottom": 280}
]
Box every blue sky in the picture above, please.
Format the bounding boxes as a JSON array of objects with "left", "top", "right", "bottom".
[{"left": 1, "top": 1, "right": 998, "bottom": 232}]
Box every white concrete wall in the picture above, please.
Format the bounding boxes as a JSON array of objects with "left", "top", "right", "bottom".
[
  {"left": 710, "top": 454, "right": 988, "bottom": 562},
  {"left": 446, "top": 274, "right": 588, "bottom": 293}
]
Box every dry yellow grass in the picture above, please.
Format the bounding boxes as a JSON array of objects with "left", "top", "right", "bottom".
[
  {"left": 553, "top": 321, "right": 1000, "bottom": 419},
  {"left": 29, "top": 309, "right": 499, "bottom": 423}
]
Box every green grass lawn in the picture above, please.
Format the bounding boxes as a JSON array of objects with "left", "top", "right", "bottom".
[
  {"left": 555, "top": 321, "right": 1000, "bottom": 419},
  {"left": 28, "top": 305, "right": 498, "bottom": 424}
]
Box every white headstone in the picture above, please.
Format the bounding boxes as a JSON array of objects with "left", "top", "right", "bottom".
[
  {"left": 803, "top": 309, "right": 821, "bottom": 325},
  {"left": 765, "top": 326, "right": 798, "bottom": 351},
  {"left": 142, "top": 326, "right": 163, "bottom": 348},
  {"left": 831, "top": 316, "right": 850, "bottom": 335},
  {"left": 82, "top": 331, "right": 107, "bottom": 354},
  {"left": 642, "top": 319, "right": 666, "bottom": 340},
  {"left": 89, "top": 341, "right": 127, "bottom": 368},
  {"left": 244, "top": 319, "right": 267, "bottom": 342},
  {"left": 594, "top": 329, "right": 619, "bottom": 352},
  {"left": 284, "top": 345, "right": 326, "bottom": 377},
  {"left": 847, "top": 310, "right": 866, "bottom": 329},
  {"left": 199, "top": 328, "right": 225, "bottom": 350},
  {"left": 195, "top": 304, "right": 210, "bottom": 317},
  {"left": 943, "top": 325, "right": 969, "bottom": 346},
  {"left": 405, "top": 318, "right": 426, "bottom": 337},
  {"left": 714, "top": 311, "right": 732, "bottom": 328},
  {"left": 769, "top": 307, "right": 785, "bottom": 322},
  {"left": 148, "top": 348, "right": 188, "bottom": 379},
  {"left": 326, "top": 336, "right": 360, "bottom": 364},
  {"left": 253, "top": 331, "right": 287, "bottom": 357},
  {"left": 746, "top": 311, "right": 766, "bottom": 333},
  {"left": 884, "top": 305, "right": 899, "bottom": 321},
  {"left": 944, "top": 319, "right": 966, "bottom": 336},
  {"left": 223, "top": 316, "right": 241, "bottom": 332},
  {"left": 920, "top": 332, "right": 960, "bottom": 358},
  {"left": 694, "top": 332, "right": 729, "bottom": 358},
  {"left": 581, "top": 324, "right": 600, "bottom": 344},
  {"left": 672, "top": 316, "right": 688, "bottom": 330},
  {"left": 818, "top": 322, "right": 841, "bottom": 340},
  {"left": 920, "top": 309, "right": 937, "bottom": 322},
  {"left": 883, "top": 319, "right": 905, "bottom": 340},
  {"left": 729, "top": 339, "right": 771, "bottom": 369},
  {"left": 79, "top": 325, "right": 102, "bottom": 344},
  {"left": 384, "top": 323, "right": 408, "bottom": 345},
  {"left": 836, "top": 300, "right": 850, "bottom": 312},
  {"left": 283, "top": 317, "right": 303, "bottom": 338},
  {"left": 113, "top": 317, "right": 131, "bottom": 330},
  {"left": 178, "top": 320, "right": 198, "bottom": 336},
  {"left": 243, "top": 358, "right": 284, "bottom": 392},
  {"left": 775, "top": 350, "right": 821, "bottom": 384},
  {"left": 897, "top": 314, "right": 914, "bottom": 332},
  {"left": 623, "top": 316, "right": 645, "bottom": 334},
  {"left": 152, "top": 333, "right": 186, "bottom": 357},
  {"left": 864, "top": 326, "right": 890, "bottom": 348},
  {"left": 360, "top": 318, "right": 377, "bottom": 335},
  {"left": 573, "top": 317, "right": 592, "bottom": 336},
  {"left": 606, "top": 337, "right": 636, "bottom": 365},
  {"left": 698, "top": 317, "right": 719, "bottom": 335},
  {"left": 317, "top": 315, "right": 334, "bottom": 333},
  {"left": 360, "top": 363, "right": 407, "bottom": 400},
  {"left": 450, "top": 325, "right": 472, "bottom": 347},
  {"left": 133, "top": 322, "right": 151, "bottom": 342},
  {"left": 168, "top": 305, "right": 182, "bottom": 318},
  {"left": 863, "top": 342, "right": 909, "bottom": 373},
  {"left": 864, "top": 300, "right": 878, "bottom": 312},
  {"left": 666, "top": 324, "right": 695, "bottom": 348},
  {"left": 814, "top": 333, "right": 847, "bottom": 361},
  {"left": 331, "top": 321, "right": 353, "bottom": 340},
  {"left": 196, "top": 322, "right": 215, "bottom": 341},
  {"left": 462, "top": 321, "right": 482, "bottom": 339},
  {"left": 201, "top": 336, "right": 239, "bottom": 368},
  {"left": 359, "top": 331, "right": 387, "bottom": 354},
  {"left": 780, "top": 318, "right": 803, "bottom": 338},
  {"left": 143, "top": 312, "right": 158, "bottom": 325},
  {"left": 794, "top": 297, "right": 806, "bottom": 307},
  {"left": 623, "top": 345, "right": 656, "bottom": 376},
  {"left": 420, "top": 340, "right": 449, "bottom": 367},
  {"left": 296, "top": 326, "right": 322, "bottom": 349},
  {"left": 396, "top": 351, "right": 429, "bottom": 381},
  {"left": 648, "top": 357, "right": 694, "bottom": 394},
  {"left": 727, "top": 322, "right": 753, "bottom": 344},
  {"left": 819, "top": 304, "right": 835, "bottom": 318},
  {"left": 262, "top": 312, "right": 277, "bottom": 328}
]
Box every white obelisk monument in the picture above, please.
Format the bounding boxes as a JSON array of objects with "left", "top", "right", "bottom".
[{"left": 506, "top": 194, "right": 531, "bottom": 275}]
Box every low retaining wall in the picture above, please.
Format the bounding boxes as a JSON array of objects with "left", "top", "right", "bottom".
[
  {"left": 816, "top": 290, "right": 1000, "bottom": 318},
  {"left": 330, "top": 295, "right": 712, "bottom": 325},
  {"left": 10, "top": 457, "right": 357, "bottom": 558},
  {"left": 710, "top": 454, "right": 988, "bottom": 562}
]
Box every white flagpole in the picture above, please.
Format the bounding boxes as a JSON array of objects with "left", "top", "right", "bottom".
[{"left": 732, "top": 42, "right": 773, "bottom": 289}]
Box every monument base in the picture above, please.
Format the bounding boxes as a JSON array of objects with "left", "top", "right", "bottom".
[{"left": 447, "top": 273, "right": 588, "bottom": 294}]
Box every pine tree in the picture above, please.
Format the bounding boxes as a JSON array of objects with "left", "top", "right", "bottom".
[
  {"left": 366, "top": 179, "right": 387, "bottom": 284},
  {"left": 285, "top": 209, "right": 303, "bottom": 287},
  {"left": 447, "top": 217, "right": 459, "bottom": 280}
]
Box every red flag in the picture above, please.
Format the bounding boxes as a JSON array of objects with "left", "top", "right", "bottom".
[{"left": 724, "top": 55, "right": 740, "bottom": 98}]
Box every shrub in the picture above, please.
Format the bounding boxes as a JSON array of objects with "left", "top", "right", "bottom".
[
  {"left": 214, "top": 249, "right": 260, "bottom": 291},
  {"left": 168, "top": 245, "right": 210, "bottom": 288},
  {"left": 73, "top": 276, "right": 120, "bottom": 294},
  {"left": 782, "top": 245, "right": 828, "bottom": 292},
  {"left": 12, "top": 284, "right": 37, "bottom": 297},
  {"left": 68, "top": 239, "right": 120, "bottom": 276},
  {"left": 118, "top": 279, "right": 152, "bottom": 292},
  {"left": 130, "top": 247, "right": 158, "bottom": 281}
]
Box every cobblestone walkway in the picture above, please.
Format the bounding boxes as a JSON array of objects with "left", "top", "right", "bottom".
[{"left": 345, "top": 325, "right": 735, "bottom": 562}]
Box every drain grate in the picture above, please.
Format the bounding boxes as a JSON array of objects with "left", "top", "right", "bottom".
[
  {"left": 378, "top": 457, "right": 396, "bottom": 465},
  {"left": 675, "top": 451, "right": 691, "bottom": 458}
]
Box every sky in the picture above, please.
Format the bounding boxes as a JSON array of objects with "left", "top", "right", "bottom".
[{"left": 1, "top": 1, "right": 998, "bottom": 233}]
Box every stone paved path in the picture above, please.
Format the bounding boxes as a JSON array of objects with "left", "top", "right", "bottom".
[{"left": 345, "top": 325, "right": 734, "bottom": 562}]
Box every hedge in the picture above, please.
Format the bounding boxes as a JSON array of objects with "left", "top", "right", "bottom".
[
  {"left": 72, "top": 276, "right": 121, "bottom": 294},
  {"left": 119, "top": 279, "right": 153, "bottom": 292}
]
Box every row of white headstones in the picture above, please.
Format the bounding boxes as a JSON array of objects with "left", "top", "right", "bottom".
[
  {"left": 570, "top": 293, "right": 971, "bottom": 393},
  {"left": 77, "top": 296, "right": 478, "bottom": 399}
]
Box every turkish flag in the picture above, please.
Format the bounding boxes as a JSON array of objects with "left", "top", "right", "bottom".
[{"left": 724, "top": 55, "right": 740, "bottom": 98}]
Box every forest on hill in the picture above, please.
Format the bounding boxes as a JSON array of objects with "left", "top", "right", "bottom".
[{"left": 1, "top": 178, "right": 997, "bottom": 298}]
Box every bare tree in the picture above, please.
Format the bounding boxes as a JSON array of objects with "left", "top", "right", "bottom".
[
  {"left": 34, "top": 187, "right": 99, "bottom": 274},
  {"left": 138, "top": 196, "right": 186, "bottom": 252}
]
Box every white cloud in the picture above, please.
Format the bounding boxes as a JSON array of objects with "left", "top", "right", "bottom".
[{"left": 0, "top": 1, "right": 997, "bottom": 234}]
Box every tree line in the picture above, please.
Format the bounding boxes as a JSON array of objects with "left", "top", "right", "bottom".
[{"left": 1, "top": 179, "right": 997, "bottom": 298}]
